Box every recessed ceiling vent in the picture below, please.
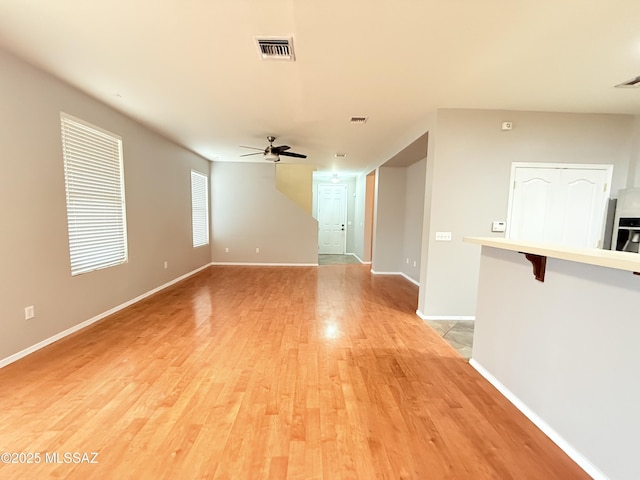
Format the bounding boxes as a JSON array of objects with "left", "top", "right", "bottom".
[
  {"left": 350, "top": 116, "right": 368, "bottom": 124},
  {"left": 255, "top": 37, "right": 295, "bottom": 61},
  {"left": 615, "top": 76, "right": 640, "bottom": 88}
]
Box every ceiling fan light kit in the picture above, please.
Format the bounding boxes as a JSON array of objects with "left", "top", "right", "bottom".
[{"left": 264, "top": 151, "right": 280, "bottom": 162}]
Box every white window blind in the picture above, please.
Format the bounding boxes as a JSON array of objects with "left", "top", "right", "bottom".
[
  {"left": 60, "top": 113, "right": 128, "bottom": 276},
  {"left": 191, "top": 170, "right": 209, "bottom": 247}
]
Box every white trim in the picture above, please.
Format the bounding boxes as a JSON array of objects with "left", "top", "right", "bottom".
[
  {"left": 210, "top": 262, "right": 318, "bottom": 267},
  {"left": 400, "top": 273, "right": 420, "bottom": 286},
  {"left": 370, "top": 270, "right": 419, "bottom": 286},
  {"left": 0, "top": 264, "right": 211, "bottom": 370},
  {"left": 418, "top": 313, "right": 476, "bottom": 321},
  {"left": 370, "top": 269, "right": 401, "bottom": 275},
  {"left": 469, "top": 359, "right": 607, "bottom": 480},
  {"left": 346, "top": 252, "right": 369, "bottom": 264}
]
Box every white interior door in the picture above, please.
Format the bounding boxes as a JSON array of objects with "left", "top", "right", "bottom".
[
  {"left": 507, "top": 163, "right": 612, "bottom": 248},
  {"left": 318, "top": 184, "right": 347, "bottom": 254}
]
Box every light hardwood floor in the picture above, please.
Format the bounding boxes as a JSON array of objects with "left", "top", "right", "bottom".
[{"left": 0, "top": 265, "right": 589, "bottom": 479}]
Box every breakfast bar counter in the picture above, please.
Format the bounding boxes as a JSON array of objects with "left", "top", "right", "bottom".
[{"left": 464, "top": 237, "right": 640, "bottom": 480}]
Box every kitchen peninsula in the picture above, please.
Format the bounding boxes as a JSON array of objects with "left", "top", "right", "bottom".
[{"left": 464, "top": 237, "right": 640, "bottom": 480}]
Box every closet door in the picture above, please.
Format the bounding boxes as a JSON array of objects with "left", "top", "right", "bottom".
[
  {"left": 558, "top": 168, "right": 610, "bottom": 247},
  {"left": 507, "top": 164, "right": 612, "bottom": 248},
  {"left": 508, "top": 167, "right": 559, "bottom": 243}
]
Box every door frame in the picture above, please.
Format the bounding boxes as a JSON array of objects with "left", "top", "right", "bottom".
[
  {"left": 505, "top": 162, "right": 613, "bottom": 243},
  {"left": 317, "top": 183, "right": 348, "bottom": 254}
]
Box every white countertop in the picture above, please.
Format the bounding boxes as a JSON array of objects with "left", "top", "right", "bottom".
[{"left": 463, "top": 236, "right": 640, "bottom": 273}]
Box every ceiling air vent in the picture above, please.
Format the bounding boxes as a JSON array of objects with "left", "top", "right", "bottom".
[
  {"left": 615, "top": 76, "right": 640, "bottom": 88},
  {"left": 255, "top": 37, "right": 295, "bottom": 61},
  {"left": 350, "top": 116, "right": 368, "bottom": 124}
]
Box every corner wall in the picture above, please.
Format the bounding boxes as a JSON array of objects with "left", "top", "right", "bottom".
[{"left": 0, "top": 48, "right": 211, "bottom": 363}]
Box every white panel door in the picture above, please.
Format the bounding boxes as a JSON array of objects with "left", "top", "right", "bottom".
[
  {"left": 509, "top": 168, "right": 558, "bottom": 242},
  {"left": 508, "top": 164, "right": 612, "bottom": 248},
  {"left": 318, "top": 184, "right": 347, "bottom": 254},
  {"left": 559, "top": 169, "right": 609, "bottom": 247}
]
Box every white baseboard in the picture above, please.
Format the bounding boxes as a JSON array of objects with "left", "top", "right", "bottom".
[
  {"left": 347, "top": 253, "right": 371, "bottom": 264},
  {"left": 0, "top": 263, "right": 211, "bottom": 370},
  {"left": 400, "top": 273, "right": 420, "bottom": 286},
  {"left": 210, "top": 262, "right": 318, "bottom": 267},
  {"left": 416, "top": 310, "right": 475, "bottom": 321},
  {"left": 370, "top": 270, "right": 419, "bottom": 287},
  {"left": 469, "top": 359, "right": 607, "bottom": 480},
  {"left": 370, "top": 269, "right": 402, "bottom": 276}
]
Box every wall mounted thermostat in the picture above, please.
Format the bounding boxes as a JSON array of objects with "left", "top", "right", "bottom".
[{"left": 492, "top": 221, "right": 506, "bottom": 232}]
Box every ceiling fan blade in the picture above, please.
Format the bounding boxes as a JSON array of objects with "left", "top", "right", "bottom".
[
  {"left": 272, "top": 145, "right": 291, "bottom": 153},
  {"left": 239, "top": 145, "right": 265, "bottom": 151},
  {"left": 239, "top": 152, "right": 264, "bottom": 157},
  {"left": 279, "top": 151, "right": 307, "bottom": 159}
]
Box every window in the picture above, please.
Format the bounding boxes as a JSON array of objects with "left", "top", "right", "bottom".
[
  {"left": 191, "top": 170, "right": 209, "bottom": 247},
  {"left": 60, "top": 113, "right": 128, "bottom": 276}
]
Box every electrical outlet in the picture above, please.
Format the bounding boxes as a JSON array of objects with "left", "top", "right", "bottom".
[
  {"left": 435, "top": 232, "right": 452, "bottom": 241},
  {"left": 256, "top": 247, "right": 260, "bottom": 253},
  {"left": 164, "top": 261, "right": 168, "bottom": 269},
  {"left": 413, "top": 261, "right": 417, "bottom": 267},
  {"left": 406, "top": 258, "right": 409, "bottom": 264},
  {"left": 225, "top": 247, "right": 229, "bottom": 253},
  {"left": 25, "top": 305, "right": 35, "bottom": 320}
]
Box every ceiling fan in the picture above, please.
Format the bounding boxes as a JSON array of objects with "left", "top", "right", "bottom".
[{"left": 240, "top": 136, "right": 307, "bottom": 162}]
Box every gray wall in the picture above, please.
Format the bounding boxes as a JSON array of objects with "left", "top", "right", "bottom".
[
  {"left": 402, "top": 159, "right": 426, "bottom": 281},
  {"left": 0, "top": 49, "right": 211, "bottom": 363},
  {"left": 372, "top": 167, "right": 406, "bottom": 273},
  {"left": 211, "top": 162, "right": 318, "bottom": 264},
  {"left": 372, "top": 163, "right": 425, "bottom": 282},
  {"left": 630, "top": 116, "right": 640, "bottom": 187},
  {"left": 473, "top": 246, "right": 640, "bottom": 480},
  {"left": 418, "top": 108, "right": 635, "bottom": 318},
  {"left": 352, "top": 172, "right": 376, "bottom": 263},
  {"left": 353, "top": 173, "right": 367, "bottom": 261}
]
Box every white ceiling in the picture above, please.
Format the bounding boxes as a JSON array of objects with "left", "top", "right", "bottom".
[{"left": 1, "top": 1, "right": 640, "bottom": 174}]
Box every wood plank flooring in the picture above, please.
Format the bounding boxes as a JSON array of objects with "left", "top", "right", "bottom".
[{"left": 0, "top": 265, "right": 589, "bottom": 479}]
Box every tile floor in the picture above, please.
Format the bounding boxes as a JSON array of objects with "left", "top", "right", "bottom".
[
  {"left": 318, "top": 254, "right": 362, "bottom": 265},
  {"left": 425, "top": 320, "right": 474, "bottom": 359}
]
